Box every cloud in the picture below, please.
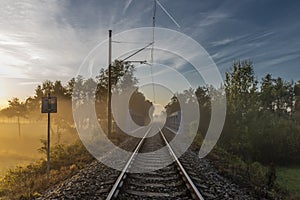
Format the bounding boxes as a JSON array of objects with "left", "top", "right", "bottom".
[
  {"left": 18, "top": 81, "right": 42, "bottom": 86},
  {"left": 122, "top": 0, "right": 134, "bottom": 14},
  {"left": 197, "top": 12, "right": 230, "bottom": 27},
  {"left": 256, "top": 52, "right": 300, "bottom": 69},
  {"left": 208, "top": 31, "right": 278, "bottom": 68},
  {"left": 0, "top": 1, "right": 110, "bottom": 82},
  {"left": 211, "top": 38, "right": 235, "bottom": 47}
]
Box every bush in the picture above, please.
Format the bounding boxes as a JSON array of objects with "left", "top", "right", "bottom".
[{"left": 0, "top": 140, "right": 94, "bottom": 199}]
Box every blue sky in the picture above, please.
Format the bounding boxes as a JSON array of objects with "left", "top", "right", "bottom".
[{"left": 0, "top": 0, "right": 299, "bottom": 107}]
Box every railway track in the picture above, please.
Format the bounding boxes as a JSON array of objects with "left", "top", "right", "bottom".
[
  {"left": 106, "top": 125, "right": 204, "bottom": 200},
  {"left": 38, "top": 125, "right": 259, "bottom": 199}
]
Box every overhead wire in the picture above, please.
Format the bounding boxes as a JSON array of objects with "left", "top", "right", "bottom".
[{"left": 119, "top": 42, "right": 153, "bottom": 62}]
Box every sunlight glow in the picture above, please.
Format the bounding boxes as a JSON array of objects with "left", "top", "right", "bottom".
[{"left": 0, "top": 80, "right": 8, "bottom": 108}]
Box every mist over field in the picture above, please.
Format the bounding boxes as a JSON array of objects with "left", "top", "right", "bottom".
[{"left": 0, "top": 118, "right": 77, "bottom": 175}]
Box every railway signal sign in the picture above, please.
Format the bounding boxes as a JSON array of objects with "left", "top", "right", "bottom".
[
  {"left": 41, "top": 93, "right": 57, "bottom": 180},
  {"left": 42, "top": 96, "right": 57, "bottom": 113}
]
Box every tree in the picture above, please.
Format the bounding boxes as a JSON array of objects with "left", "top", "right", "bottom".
[
  {"left": 295, "top": 81, "right": 300, "bottom": 121},
  {"left": 3, "top": 98, "right": 27, "bottom": 137},
  {"left": 30, "top": 80, "right": 76, "bottom": 141},
  {"left": 225, "top": 60, "right": 258, "bottom": 116},
  {"left": 95, "top": 60, "right": 138, "bottom": 122},
  {"left": 42, "top": 80, "right": 54, "bottom": 95},
  {"left": 95, "top": 60, "right": 133, "bottom": 94},
  {"left": 65, "top": 78, "right": 75, "bottom": 98},
  {"left": 223, "top": 60, "right": 259, "bottom": 161},
  {"left": 195, "top": 86, "right": 211, "bottom": 136},
  {"left": 129, "top": 89, "right": 152, "bottom": 125},
  {"left": 165, "top": 95, "right": 180, "bottom": 115},
  {"left": 261, "top": 74, "right": 294, "bottom": 115},
  {"left": 260, "top": 74, "right": 275, "bottom": 111},
  {"left": 53, "top": 81, "right": 67, "bottom": 98},
  {"left": 273, "top": 77, "right": 294, "bottom": 115}
]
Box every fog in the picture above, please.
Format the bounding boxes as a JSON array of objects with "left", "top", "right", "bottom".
[{"left": 0, "top": 117, "right": 77, "bottom": 175}]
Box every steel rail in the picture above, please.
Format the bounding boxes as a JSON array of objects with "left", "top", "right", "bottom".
[
  {"left": 159, "top": 128, "right": 205, "bottom": 200},
  {"left": 106, "top": 127, "right": 152, "bottom": 200}
]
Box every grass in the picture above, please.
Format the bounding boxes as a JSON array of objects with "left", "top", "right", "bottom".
[
  {"left": 276, "top": 166, "right": 300, "bottom": 199},
  {"left": 0, "top": 140, "right": 94, "bottom": 199},
  {"left": 0, "top": 118, "right": 116, "bottom": 199},
  {"left": 207, "top": 145, "right": 299, "bottom": 199}
]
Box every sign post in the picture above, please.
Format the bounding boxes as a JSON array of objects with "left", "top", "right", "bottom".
[{"left": 42, "top": 93, "right": 57, "bottom": 180}]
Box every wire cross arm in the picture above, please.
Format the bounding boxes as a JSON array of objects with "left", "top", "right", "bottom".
[
  {"left": 119, "top": 42, "right": 153, "bottom": 62},
  {"left": 123, "top": 60, "right": 147, "bottom": 65}
]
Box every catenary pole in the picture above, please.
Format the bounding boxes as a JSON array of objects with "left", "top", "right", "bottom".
[{"left": 108, "top": 30, "right": 112, "bottom": 138}]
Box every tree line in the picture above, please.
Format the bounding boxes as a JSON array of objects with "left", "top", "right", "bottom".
[
  {"left": 0, "top": 60, "right": 152, "bottom": 138},
  {"left": 166, "top": 60, "right": 300, "bottom": 165},
  {"left": 2, "top": 59, "right": 300, "bottom": 165}
]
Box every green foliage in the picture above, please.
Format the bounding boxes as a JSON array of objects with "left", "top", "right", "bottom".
[
  {"left": 195, "top": 86, "right": 211, "bottom": 137},
  {"left": 3, "top": 98, "right": 27, "bottom": 118},
  {"left": 276, "top": 166, "right": 300, "bottom": 199},
  {"left": 295, "top": 81, "right": 300, "bottom": 121},
  {"left": 219, "top": 60, "right": 300, "bottom": 165},
  {"left": 129, "top": 90, "right": 153, "bottom": 124},
  {"left": 208, "top": 147, "right": 286, "bottom": 198},
  {"left": 261, "top": 74, "right": 294, "bottom": 114},
  {"left": 225, "top": 60, "right": 258, "bottom": 116},
  {"left": 94, "top": 60, "right": 152, "bottom": 124},
  {"left": 209, "top": 147, "right": 267, "bottom": 186},
  {"left": 165, "top": 95, "right": 180, "bottom": 114},
  {"left": 165, "top": 59, "right": 300, "bottom": 198},
  {"left": 164, "top": 59, "right": 300, "bottom": 165}
]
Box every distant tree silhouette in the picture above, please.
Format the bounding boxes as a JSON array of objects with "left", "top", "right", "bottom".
[{"left": 2, "top": 98, "right": 27, "bottom": 137}]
